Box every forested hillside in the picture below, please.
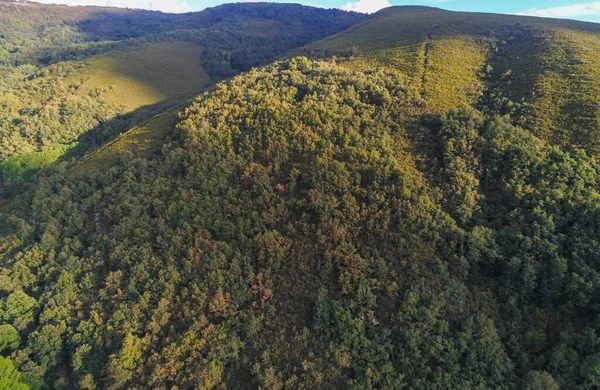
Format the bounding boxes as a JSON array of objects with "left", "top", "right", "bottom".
[
  {"left": 0, "top": 0, "right": 362, "bottom": 182},
  {"left": 303, "top": 6, "right": 600, "bottom": 152},
  {"left": 2, "top": 3, "right": 600, "bottom": 390}
]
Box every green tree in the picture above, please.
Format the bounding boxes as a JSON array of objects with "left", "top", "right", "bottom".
[
  {"left": 1, "top": 292, "right": 37, "bottom": 331},
  {"left": 0, "top": 324, "right": 20, "bottom": 353},
  {"left": 0, "top": 356, "right": 29, "bottom": 390}
]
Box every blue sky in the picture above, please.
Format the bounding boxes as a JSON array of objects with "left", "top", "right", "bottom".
[{"left": 32, "top": 0, "right": 600, "bottom": 22}]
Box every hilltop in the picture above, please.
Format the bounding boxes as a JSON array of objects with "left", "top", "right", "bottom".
[
  {"left": 303, "top": 6, "right": 600, "bottom": 153},
  {"left": 2, "top": 3, "right": 600, "bottom": 390}
]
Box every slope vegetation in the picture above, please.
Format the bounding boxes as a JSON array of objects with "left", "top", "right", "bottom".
[
  {"left": 71, "top": 104, "right": 183, "bottom": 174},
  {"left": 303, "top": 6, "right": 600, "bottom": 152},
  {"left": 74, "top": 43, "right": 211, "bottom": 111},
  {"left": 4, "top": 5, "right": 600, "bottom": 390},
  {"left": 2, "top": 56, "right": 600, "bottom": 389},
  {"left": 0, "top": 1, "right": 362, "bottom": 181}
]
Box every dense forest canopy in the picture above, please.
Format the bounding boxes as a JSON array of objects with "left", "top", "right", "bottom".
[{"left": 2, "top": 2, "right": 600, "bottom": 389}]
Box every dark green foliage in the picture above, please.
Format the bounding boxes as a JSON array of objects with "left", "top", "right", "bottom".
[
  {"left": 0, "top": 324, "right": 20, "bottom": 353},
  {"left": 0, "top": 1, "right": 361, "bottom": 73},
  {"left": 438, "top": 108, "right": 484, "bottom": 224},
  {"left": 77, "top": 3, "right": 363, "bottom": 79},
  {"left": 423, "top": 109, "right": 600, "bottom": 388}
]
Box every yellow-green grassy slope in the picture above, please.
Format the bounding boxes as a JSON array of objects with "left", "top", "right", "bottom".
[
  {"left": 73, "top": 42, "right": 212, "bottom": 111},
  {"left": 504, "top": 28, "right": 600, "bottom": 151},
  {"left": 302, "top": 7, "right": 600, "bottom": 152}
]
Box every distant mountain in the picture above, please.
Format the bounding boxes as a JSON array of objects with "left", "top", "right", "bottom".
[{"left": 2, "top": 4, "right": 600, "bottom": 390}]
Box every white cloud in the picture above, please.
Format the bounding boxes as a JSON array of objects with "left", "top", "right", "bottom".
[
  {"left": 31, "top": 0, "right": 194, "bottom": 13},
  {"left": 517, "top": 2, "right": 600, "bottom": 19},
  {"left": 341, "top": 0, "right": 392, "bottom": 14}
]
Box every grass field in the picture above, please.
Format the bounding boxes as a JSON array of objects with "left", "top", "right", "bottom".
[
  {"left": 0, "top": 42, "right": 213, "bottom": 181},
  {"left": 67, "top": 42, "right": 215, "bottom": 175},
  {"left": 62, "top": 42, "right": 212, "bottom": 174},
  {"left": 74, "top": 42, "right": 212, "bottom": 111},
  {"left": 420, "top": 37, "right": 486, "bottom": 113}
]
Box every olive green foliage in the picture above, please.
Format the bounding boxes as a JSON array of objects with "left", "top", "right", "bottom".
[
  {"left": 3, "top": 4, "right": 600, "bottom": 390},
  {"left": 0, "top": 324, "right": 20, "bottom": 353},
  {"left": 1, "top": 291, "right": 37, "bottom": 331},
  {"left": 3, "top": 55, "right": 598, "bottom": 388},
  {"left": 0, "top": 58, "right": 504, "bottom": 388},
  {"left": 484, "top": 27, "right": 600, "bottom": 154}
]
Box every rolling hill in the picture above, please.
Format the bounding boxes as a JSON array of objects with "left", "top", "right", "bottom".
[
  {"left": 303, "top": 6, "right": 600, "bottom": 153},
  {"left": 2, "top": 3, "right": 600, "bottom": 390},
  {"left": 0, "top": 0, "right": 362, "bottom": 181}
]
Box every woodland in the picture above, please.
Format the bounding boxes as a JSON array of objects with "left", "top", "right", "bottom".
[{"left": 1, "top": 1, "right": 600, "bottom": 389}]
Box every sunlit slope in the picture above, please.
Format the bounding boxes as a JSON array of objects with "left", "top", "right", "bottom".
[
  {"left": 303, "top": 7, "right": 509, "bottom": 113},
  {"left": 303, "top": 6, "right": 600, "bottom": 152},
  {"left": 44, "top": 42, "right": 211, "bottom": 179},
  {"left": 489, "top": 27, "right": 600, "bottom": 151},
  {"left": 66, "top": 43, "right": 212, "bottom": 175},
  {"left": 74, "top": 43, "right": 212, "bottom": 111}
]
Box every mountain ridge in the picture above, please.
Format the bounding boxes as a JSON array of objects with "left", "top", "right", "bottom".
[{"left": 301, "top": 6, "right": 600, "bottom": 153}]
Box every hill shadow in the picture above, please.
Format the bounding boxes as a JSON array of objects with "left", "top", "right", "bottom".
[
  {"left": 0, "top": 100, "right": 182, "bottom": 188},
  {"left": 75, "top": 101, "right": 175, "bottom": 153}
]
